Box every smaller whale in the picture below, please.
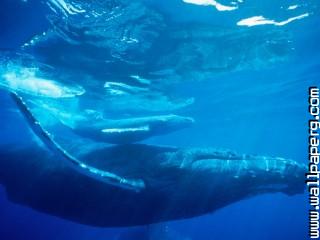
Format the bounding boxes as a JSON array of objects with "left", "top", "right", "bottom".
[
  {"left": 29, "top": 101, "right": 194, "bottom": 144},
  {"left": 70, "top": 114, "right": 194, "bottom": 144}
]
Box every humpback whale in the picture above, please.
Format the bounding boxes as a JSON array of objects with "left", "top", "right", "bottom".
[
  {"left": 6, "top": 90, "right": 194, "bottom": 145},
  {"left": 64, "top": 113, "right": 194, "bottom": 144},
  {"left": 0, "top": 93, "right": 305, "bottom": 227}
]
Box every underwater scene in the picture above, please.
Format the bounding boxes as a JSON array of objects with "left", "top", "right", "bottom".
[{"left": 0, "top": 0, "right": 319, "bottom": 239}]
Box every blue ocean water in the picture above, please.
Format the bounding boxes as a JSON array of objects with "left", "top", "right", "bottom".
[{"left": 0, "top": 0, "right": 319, "bottom": 239}]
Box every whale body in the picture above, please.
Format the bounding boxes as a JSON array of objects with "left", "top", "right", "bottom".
[
  {"left": 0, "top": 140, "right": 305, "bottom": 227},
  {"left": 0, "top": 92, "right": 306, "bottom": 227}
]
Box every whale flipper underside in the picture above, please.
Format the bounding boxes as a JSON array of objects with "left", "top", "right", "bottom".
[{"left": 10, "top": 91, "right": 145, "bottom": 192}]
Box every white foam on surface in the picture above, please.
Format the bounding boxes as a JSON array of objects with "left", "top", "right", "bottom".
[
  {"left": 237, "top": 13, "right": 309, "bottom": 27},
  {"left": 288, "top": 5, "right": 299, "bottom": 10},
  {"left": 182, "top": 0, "right": 238, "bottom": 11},
  {"left": 48, "top": 0, "right": 85, "bottom": 16},
  {"left": 1, "top": 68, "right": 85, "bottom": 98}
]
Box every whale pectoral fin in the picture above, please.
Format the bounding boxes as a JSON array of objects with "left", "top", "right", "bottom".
[
  {"left": 101, "top": 125, "right": 150, "bottom": 134},
  {"left": 100, "top": 125, "right": 151, "bottom": 144},
  {"left": 10, "top": 91, "right": 145, "bottom": 192}
]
